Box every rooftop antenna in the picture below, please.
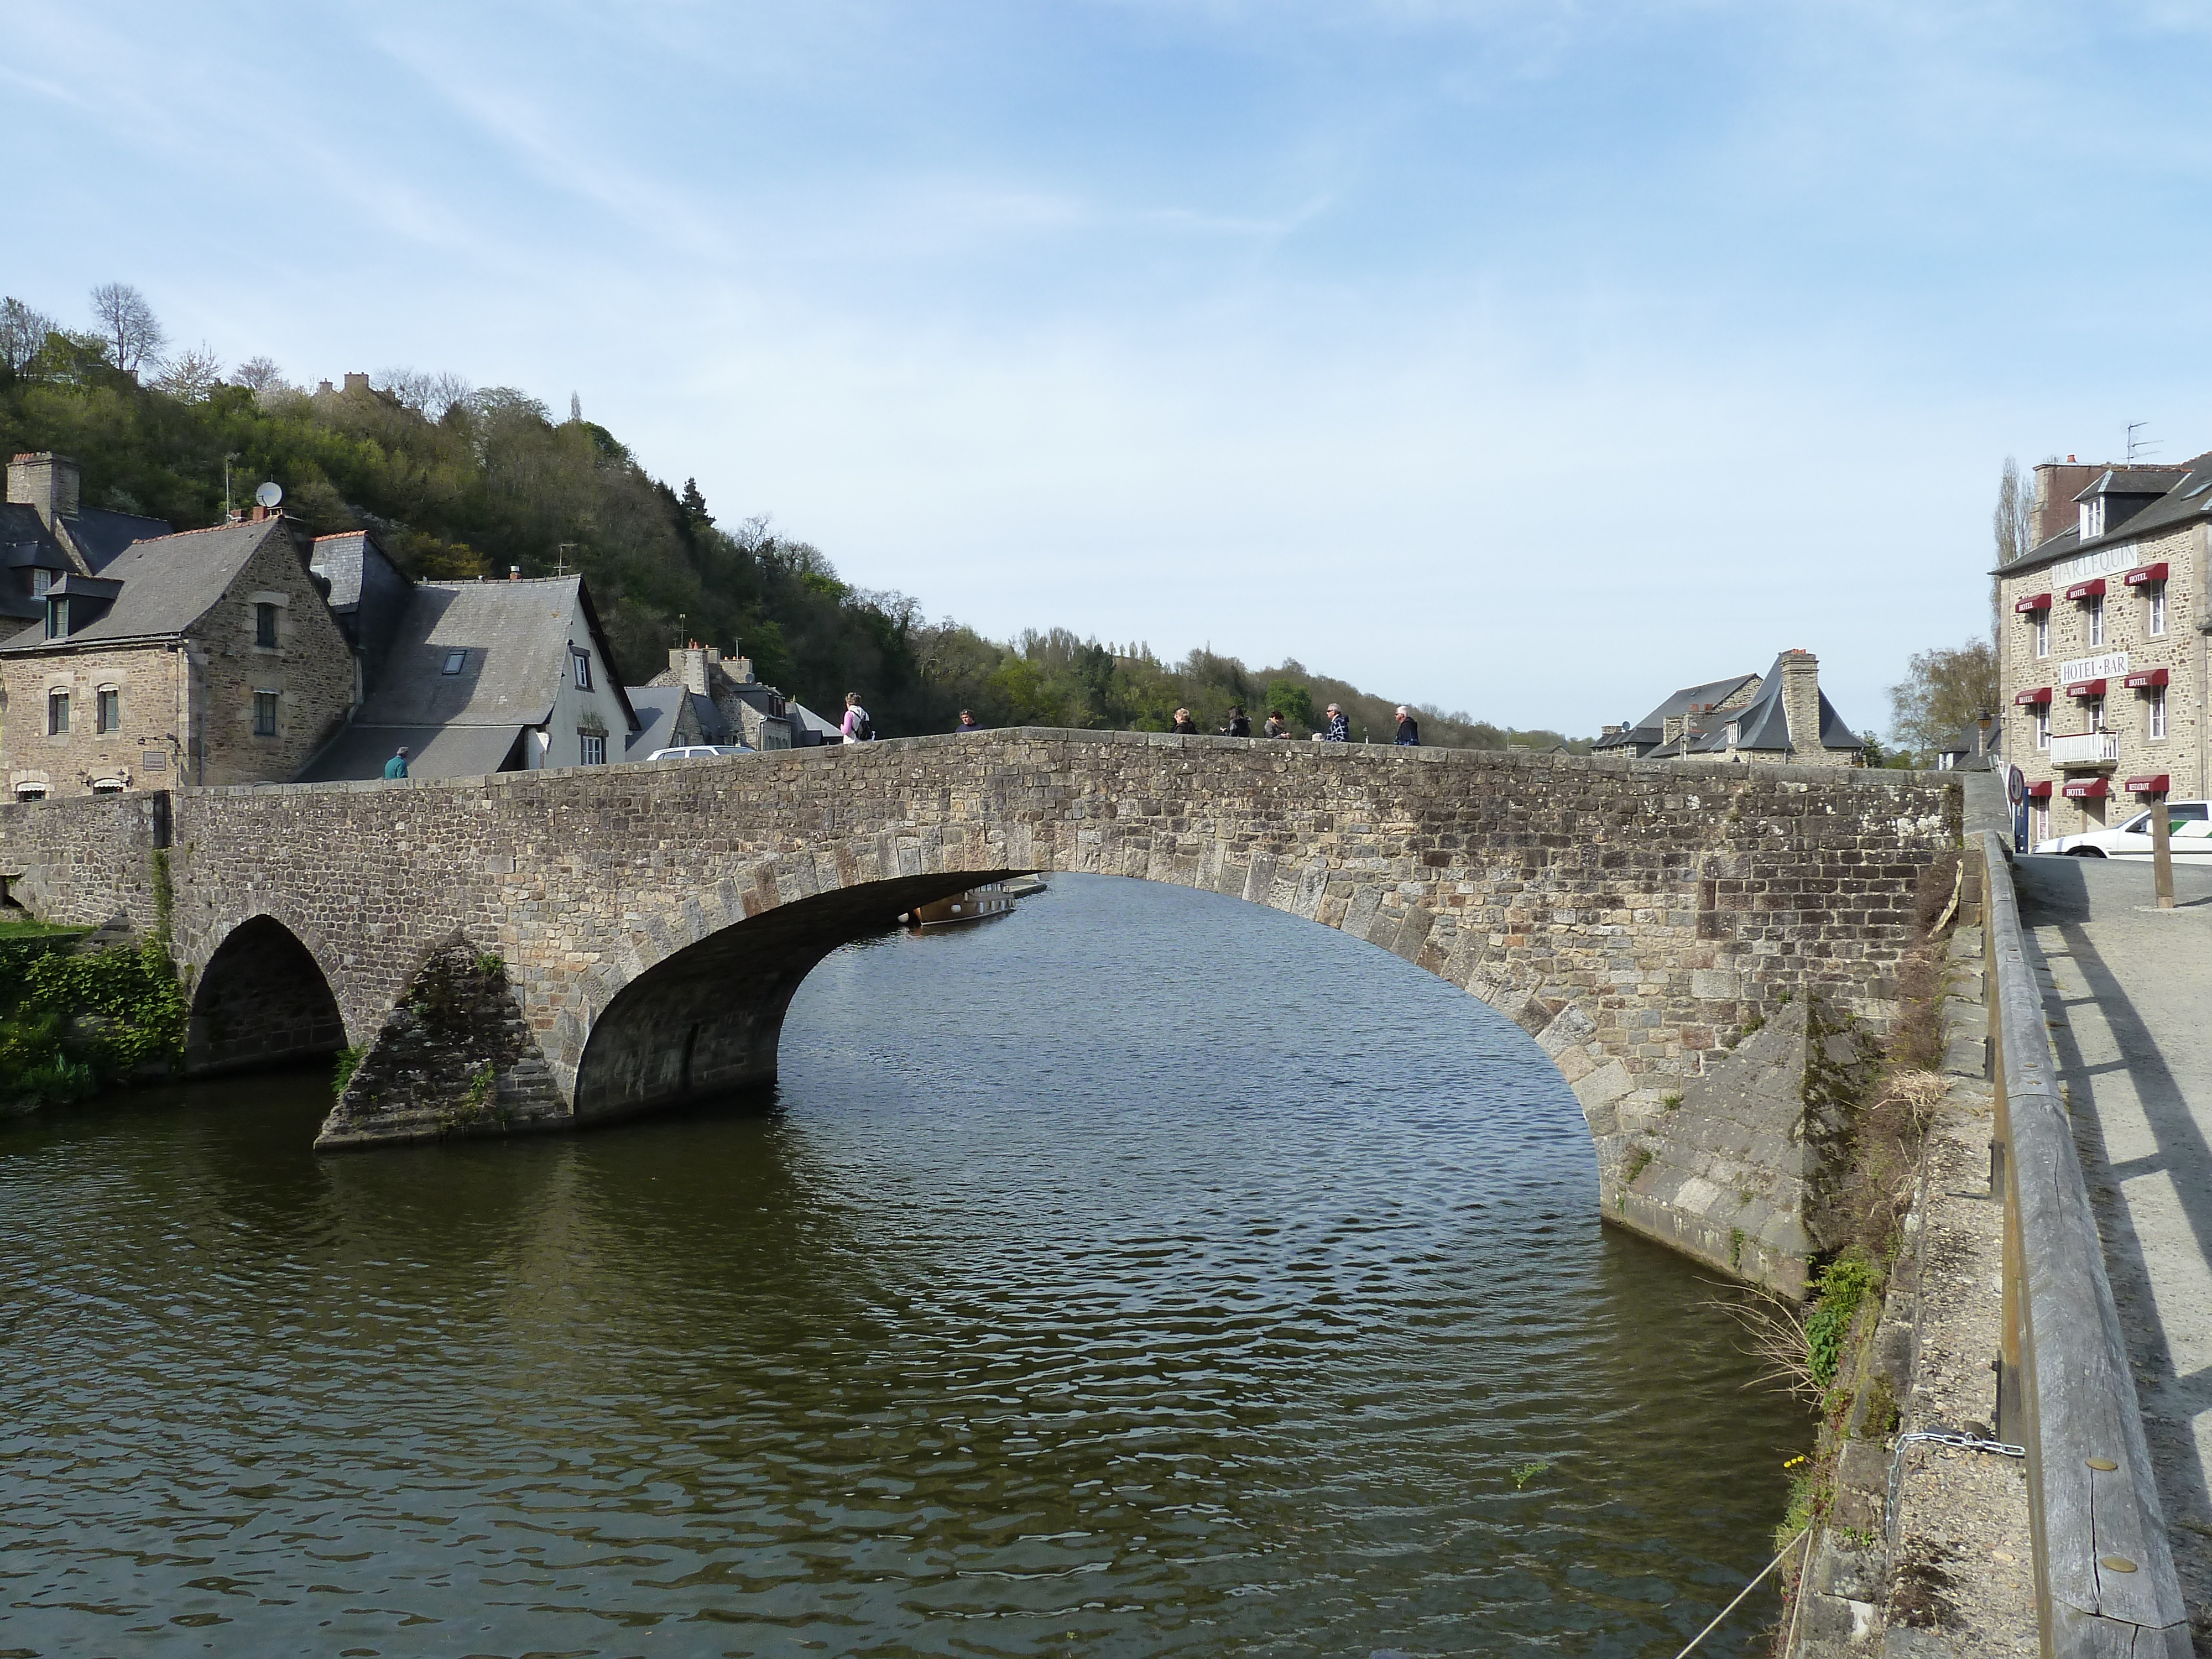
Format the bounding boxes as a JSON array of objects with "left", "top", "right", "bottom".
[
  {"left": 553, "top": 542, "right": 575, "bottom": 576},
  {"left": 222, "top": 452, "right": 241, "bottom": 520},
  {"left": 2126, "top": 421, "right": 2160, "bottom": 461}
]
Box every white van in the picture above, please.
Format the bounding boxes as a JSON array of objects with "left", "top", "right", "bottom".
[{"left": 645, "top": 744, "right": 755, "bottom": 762}]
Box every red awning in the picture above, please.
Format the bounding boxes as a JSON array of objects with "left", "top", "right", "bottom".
[
  {"left": 2014, "top": 686, "right": 2052, "bottom": 705},
  {"left": 2124, "top": 563, "right": 2170, "bottom": 587},
  {"left": 2065, "top": 679, "right": 2106, "bottom": 698},
  {"left": 2126, "top": 774, "right": 2171, "bottom": 794},
  {"left": 2067, "top": 578, "right": 2107, "bottom": 601},
  {"left": 2124, "top": 668, "right": 2170, "bottom": 690},
  {"left": 2015, "top": 592, "right": 2053, "bottom": 613},
  {"left": 2027, "top": 781, "right": 2054, "bottom": 799},
  {"left": 2063, "top": 778, "right": 2112, "bottom": 800}
]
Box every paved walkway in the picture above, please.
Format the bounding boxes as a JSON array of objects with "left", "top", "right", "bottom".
[{"left": 2016, "top": 852, "right": 2212, "bottom": 1652}]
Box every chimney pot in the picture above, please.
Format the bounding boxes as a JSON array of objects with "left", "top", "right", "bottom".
[{"left": 509, "top": 566, "right": 520, "bottom": 581}]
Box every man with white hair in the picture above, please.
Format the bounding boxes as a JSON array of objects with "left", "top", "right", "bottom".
[
  {"left": 1321, "top": 703, "right": 1349, "bottom": 742},
  {"left": 1394, "top": 706, "right": 1420, "bottom": 746}
]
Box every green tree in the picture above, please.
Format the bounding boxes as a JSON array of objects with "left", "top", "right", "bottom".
[{"left": 1265, "top": 680, "right": 1316, "bottom": 732}]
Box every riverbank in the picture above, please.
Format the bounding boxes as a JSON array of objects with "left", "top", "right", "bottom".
[{"left": 0, "top": 916, "right": 185, "bottom": 1115}]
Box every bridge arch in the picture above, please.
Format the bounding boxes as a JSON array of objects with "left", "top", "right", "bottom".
[{"left": 185, "top": 914, "right": 348, "bottom": 1077}]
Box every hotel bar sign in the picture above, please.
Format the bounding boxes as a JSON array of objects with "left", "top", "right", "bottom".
[{"left": 2058, "top": 651, "right": 2130, "bottom": 684}]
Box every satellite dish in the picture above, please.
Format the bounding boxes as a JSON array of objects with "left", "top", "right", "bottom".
[{"left": 254, "top": 481, "right": 283, "bottom": 509}]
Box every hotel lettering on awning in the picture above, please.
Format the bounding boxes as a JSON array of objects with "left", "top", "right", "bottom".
[{"left": 1992, "top": 452, "right": 2212, "bottom": 830}]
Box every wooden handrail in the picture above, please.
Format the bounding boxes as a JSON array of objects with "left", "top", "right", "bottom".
[{"left": 1976, "top": 830, "right": 2190, "bottom": 1656}]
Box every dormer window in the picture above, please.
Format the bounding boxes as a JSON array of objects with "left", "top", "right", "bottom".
[
  {"left": 44, "top": 597, "right": 65, "bottom": 640},
  {"left": 2080, "top": 497, "right": 2106, "bottom": 540},
  {"left": 30, "top": 568, "right": 51, "bottom": 597}
]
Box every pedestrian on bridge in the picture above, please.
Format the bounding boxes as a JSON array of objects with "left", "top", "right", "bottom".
[
  {"left": 841, "top": 693, "right": 873, "bottom": 744},
  {"left": 1394, "top": 706, "right": 1420, "bottom": 746},
  {"left": 383, "top": 746, "right": 409, "bottom": 779},
  {"left": 1263, "top": 709, "right": 1290, "bottom": 739},
  {"left": 1322, "top": 704, "right": 1349, "bottom": 742},
  {"left": 956, "top": 710, "right": 982, "bottom": 733},
  {"left": 1171, "top": 708, "right": 1199, "bottom": 734},
  {"left": 1222, "top": 706, "right": 1251, "bottom": 738}
]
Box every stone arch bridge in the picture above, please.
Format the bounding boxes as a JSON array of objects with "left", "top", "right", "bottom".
[{"left": 0, "top": 730, "right": 1957, "bottom": 1290}]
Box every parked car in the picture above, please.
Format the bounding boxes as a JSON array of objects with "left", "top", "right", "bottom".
[
  {"left": 2033, "top": 800, "right": 2212, "bottom": 858},
  {"left": 645, "top": 744, "right": 755, "bottom": 761}
]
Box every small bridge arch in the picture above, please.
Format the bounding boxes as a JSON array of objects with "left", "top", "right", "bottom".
[{"left": 185, "top": 913, "right": 348, "bottom": 1077}]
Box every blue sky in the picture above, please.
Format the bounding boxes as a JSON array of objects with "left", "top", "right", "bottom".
[{"left": 7, "top": 1, "right": 2211, "bottom": 734}]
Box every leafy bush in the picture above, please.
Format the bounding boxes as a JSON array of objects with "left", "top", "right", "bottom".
[
  {"left": 0, "top": 941, "right": 185, "bottom": 1104},
  {"left": 1804, "top": 1248, "right": 1882, "bottom": 1389}
]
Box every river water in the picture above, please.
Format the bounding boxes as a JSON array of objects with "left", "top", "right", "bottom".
[{"left": 0, "top": 874, "right": 1806, "bottom": 1658}]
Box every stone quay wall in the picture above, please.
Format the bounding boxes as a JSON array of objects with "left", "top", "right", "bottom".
[{"left": 0, "top": 731, "right": 1961, "bottom": 1282}]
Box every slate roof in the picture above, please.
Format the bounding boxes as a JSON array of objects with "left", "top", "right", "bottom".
[
  {"left": 336, "top": 577, "right": 633, "bottom": 730},
  {"left": 69, "top": 507, "right": 173, "bottom": 571},
  {"left": 790, "top": 701, "right": 841, "bottom": 744},
  {"left": 1593, "top": 673, "right": 1761, "bottom": 751},
  {"left": 295, "top": 723, "right": 527, "bottom": 784},
  {"left": 1678, "top": 653, "right": 1863, "bottom": 755},
  {"left": 2001, "top": 450, "right": 2212, "bottom": 576},
  {"left": 625, "top": 686, "right": 691, "bottom": 757},
  {"left": 293, "top": 577, "right": 637, "bottom": 782},
  {"left": 0, "top": 520, "right": 288, "bottom": 653}
]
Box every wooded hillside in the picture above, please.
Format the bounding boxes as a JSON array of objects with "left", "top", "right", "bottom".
[{"left": 0, "top": 290, "right": 1583, "bottom": 748}]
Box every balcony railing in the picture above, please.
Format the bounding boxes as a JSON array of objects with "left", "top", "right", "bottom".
[{"left": 2047, "top": 731, "right": 2120, "bottom": 768}]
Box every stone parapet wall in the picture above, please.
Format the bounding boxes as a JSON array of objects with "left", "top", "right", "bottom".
[{"left": 0, "top": 790, "right": 166, "bottom": 933}]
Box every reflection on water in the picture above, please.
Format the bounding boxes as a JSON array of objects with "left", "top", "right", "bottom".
[{"left": 0, "top": 874, "right": 1804, "bottom": 1657}]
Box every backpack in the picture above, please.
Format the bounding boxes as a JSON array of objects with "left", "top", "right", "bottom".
[{"left": 857, "top": 712, "right": 875, "bottom": 741}]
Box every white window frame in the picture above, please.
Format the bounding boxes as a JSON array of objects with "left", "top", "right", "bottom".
[
  {"left": 2148, "top": 582, "right": 2167, "bottom": 637},
  {"left": 2035, "top": 706, "right": 2051, "bottom": 750},
  {"left": 2089, "top": 596, "right": 2106, "bottom": 649},
  {"left": 578, "top": 731, "right": 606, "bottom": 765},
  {"left": 96, "top": 685, "right": 119, "bottom": 734},
  {"left": 2151, "top": 684, "right": 2168, "bottom": 741},
  {"left": 2089, "top": 695, "right": 2106, "bottom": 733},
  {"left": 571, "top": 649, "right": 593, "bottom": 691},
  {"left": 2034, "top": 613, "right": 2050, "bottom": 658}
]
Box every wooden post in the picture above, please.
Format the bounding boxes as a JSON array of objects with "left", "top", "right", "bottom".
[{"left": 2150, "top": 790, "right": 2176, "bottom": 909}]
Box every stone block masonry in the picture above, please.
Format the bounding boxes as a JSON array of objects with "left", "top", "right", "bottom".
[{"left": 0, "top": 730, "right": 1960, "bottom": 1286}]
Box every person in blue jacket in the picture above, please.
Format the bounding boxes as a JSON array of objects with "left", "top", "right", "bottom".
[{"left": 383, "top": 747, "right": 410, "bottom": 779}]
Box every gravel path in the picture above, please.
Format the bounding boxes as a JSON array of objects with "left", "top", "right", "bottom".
[{"left": 2016, "top": 851, "right": 2212, "bottom": 1653}]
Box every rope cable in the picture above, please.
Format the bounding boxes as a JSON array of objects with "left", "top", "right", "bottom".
[{"left": 1672, "top": 1526, "right": 1812, "bottom": 1659}]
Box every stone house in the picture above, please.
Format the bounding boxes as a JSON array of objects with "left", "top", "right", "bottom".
[
  {"left": 1595, "top": 672, "right": 1764, "bottom": 758},
  {"left": 1994, "top": 449, "right": 2212, "bottom": 843},
  {"left": 0, "top": 514, "right": 356, "bottom": 797},
  {"left": 644, "top": 644, "right": 814, "bottom": 750},
  {"left": 1597, "top": 652, "right": 1863, "bottom": 766},
  {"left": 297, "top": 575, "right": 637, "bottom": 780}
]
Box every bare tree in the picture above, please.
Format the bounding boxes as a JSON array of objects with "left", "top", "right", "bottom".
[
  {"left": 374, "top": 366, "right": 473, "bottom": 419},
  {"left": 154, "top": 343, "right": 223, "bottom": 401},
  {"left": 233, "top": 356, "right": 286, "bottom": 394},
  {"left": 1991, "top": 455, "right": 2034, "bottom": 639},
  {"left": 1887, "top": 639, "right": 1999, "bottom": 760},
  {"left": 87, "top": 283, "right": 166, "bottom": 372},
  {"left": 0, "top": 296, "right": 58, "bottom": 374}
]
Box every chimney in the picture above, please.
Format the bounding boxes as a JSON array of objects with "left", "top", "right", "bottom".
[
  {"left": 2032, "top": 460, "right": 2101, "bottom": 549},
  {"left": 1779, "top": 650, "right": 1823, "bottom": 758},
  {"left": 1601, "top": 723, "right": 1624, "bottom": 738},
  {"left": 7, "top": 452, "right": 81, "bottom": 528},
  {"left": 1976, "top": 708, "right": 1993, "bottom": 759},
  {"left": 343, "top": 372, "right": 371, "bottom": 395},
  {"left": 1662, "top": 714, "right": 1686, "bottom": 745},
  {"left": 508, "top": 566, "right": 520, "bottom": 581},
  {"left": 669, "top": 645, "right": 710, "bottom": 696}
]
